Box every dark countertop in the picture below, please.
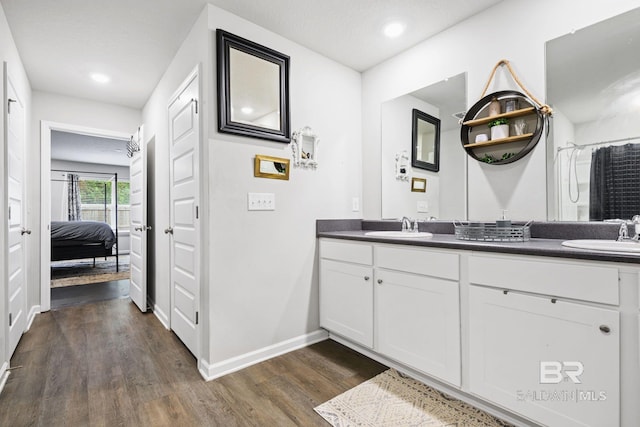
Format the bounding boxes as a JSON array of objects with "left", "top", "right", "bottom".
[{"left": 317, "top": 219, "right": 640, "bottom": 265}]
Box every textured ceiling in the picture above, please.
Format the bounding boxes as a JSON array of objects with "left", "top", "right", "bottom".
[{"left": 1, "top": 0, "right": 502, "bottom": 109}]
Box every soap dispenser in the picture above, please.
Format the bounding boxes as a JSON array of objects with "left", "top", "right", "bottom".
[{"left": 496, "top": 210, "right": 511, "bottom": 228}]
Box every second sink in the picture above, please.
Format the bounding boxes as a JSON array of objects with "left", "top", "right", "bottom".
[{"left": 562, "top": 239, "right": 640, "bottom": 254}]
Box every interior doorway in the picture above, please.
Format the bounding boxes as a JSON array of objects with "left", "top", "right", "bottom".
[{"left": 40, "top": 122, "right": 132, "bottom": 312}]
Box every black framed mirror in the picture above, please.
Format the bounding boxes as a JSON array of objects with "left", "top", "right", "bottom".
[
  {"left": 411, "top": 109, "right": 440, "bottom": 172},
  {"left": 217, "top": 29, "right": 290, "bottom": 143}
]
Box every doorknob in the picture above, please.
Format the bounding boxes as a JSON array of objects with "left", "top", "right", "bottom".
[
  {"left": 135, "top": 225, "right": 153, "bottom": 232},
  {"left": 164, "top": 227, "right": 174, "bottom": 234},
  {"left": 20, "top": 228, "right": 31, "bottom": 235}
]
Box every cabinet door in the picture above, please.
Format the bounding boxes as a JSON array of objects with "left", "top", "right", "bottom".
[
  {"left": 469, "top": 285, "right": 619, "bottom": 427},
  {"left": 320, "top": 259, "right": 374, "bottom": 348},
  {"left": 376, "top": 269, "right": 461, "bottom": 386}
]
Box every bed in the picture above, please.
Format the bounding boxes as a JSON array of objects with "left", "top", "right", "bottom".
[{"left": 51, "top": 220, "right": 119, "bottom": 271}]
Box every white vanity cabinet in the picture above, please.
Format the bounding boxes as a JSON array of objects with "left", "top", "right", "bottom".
[
  {"left": 319, "top": 240, "right": 374, "bottom": 348},
  {"left": 468, "top": 254, "right": 620, "bottom": 427},
  {"left": 375, "top": 245, "right": 461, "bottom": 386}
]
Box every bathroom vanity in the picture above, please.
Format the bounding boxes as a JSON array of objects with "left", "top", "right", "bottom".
[{"left": 317, "top": 220, "right": 639, "bottom": 427}]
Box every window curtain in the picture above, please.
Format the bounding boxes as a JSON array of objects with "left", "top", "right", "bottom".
[
  {"left": 589, "top": 143, "right": 640, "bottom": 220},
  {"left": 67, "top": 173, "right": 82, "bottom": 221}
]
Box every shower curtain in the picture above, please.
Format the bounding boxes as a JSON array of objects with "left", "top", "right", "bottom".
[
  {"left": 589, "top": 143, "right": 640, "bottom": 221},
  {"left": 67, "top": 173, "right": 82, "bottom": 221}
]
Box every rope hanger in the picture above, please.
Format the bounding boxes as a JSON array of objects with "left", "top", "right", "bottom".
[{"left": 480, "top": 59, "right": 553, "bottom": 116}]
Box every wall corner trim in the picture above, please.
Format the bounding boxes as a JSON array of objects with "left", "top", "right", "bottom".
[
  {"left": 198, "top": 329, "right": 329, "bottom": 381},
  {"left": 152, "top": 303, "right": 170, "bottom": 329},
  {"left": 26, "top": 305, "right": 40, "bottom": 331},
  {"left": 0, "top": 361, "right": 9, "bottom": 395}
]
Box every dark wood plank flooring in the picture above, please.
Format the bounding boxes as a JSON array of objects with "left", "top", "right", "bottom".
[
  {"left": 51, "top": 279, "right": 130, "bottom": 310},
  {"left": 0, "top": 299, "right": 386, "bottom": 426}
]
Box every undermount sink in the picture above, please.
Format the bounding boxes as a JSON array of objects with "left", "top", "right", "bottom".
[
  {"left": 561, "top": 239, "right": 640, "bottom": 254},
  {"left": 364, "top": 231, "right": 433, "bottom": 239}
]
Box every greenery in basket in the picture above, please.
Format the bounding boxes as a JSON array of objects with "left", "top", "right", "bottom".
[
  {"left": 480, "top": 152, "right": 516, "bottom": 164},
  {"left": 487, "top": 117, "right": 509, "bottom": 128}
]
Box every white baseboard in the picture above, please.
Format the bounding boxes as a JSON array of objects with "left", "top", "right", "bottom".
[
  {"left": 199, "top": 329, "right": 329, "bottom": 381},
  {"left": 0, "top": 361, "right": 9, "bottom": 396},
  {"left": 152, "top": 303, "right": 170, "bottom": 329},
  {"left": 26, "top": 305, "right": 40, "bottom": 331},
  {"left": 329, "top": 334, "right": 534, "bottom": 427}
]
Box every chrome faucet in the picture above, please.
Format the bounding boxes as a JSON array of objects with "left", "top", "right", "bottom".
[
  {"left": 617, "top": 222, "right": 628, "bottom": 241},
  {"left": 401, "top": 216, "right": 412, "bottom": 232},
  {"left": 617, "top": 216, "right": 640, "bottom": 242}
]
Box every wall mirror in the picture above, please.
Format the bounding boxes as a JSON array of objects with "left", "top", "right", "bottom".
[
  {"left": 380, "top": 72, "right": 467, "bottom": 220},
  {"left": 546, "top": 7, "right": 640, "bottom": 221},
  {"left": 217, "top": 29, "right": 291, "bottom": 143},
  {"left": 292, "top": 126, "right": 319, "bottom": 168},
  {"left": 254, "top": 155, "right": 290, "bottom": 180},
  {"left": 412, "top": 109, "right": 440, "bottom": 172}
]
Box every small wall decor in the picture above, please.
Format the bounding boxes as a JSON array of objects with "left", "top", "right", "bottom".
[
  {"left": 460, "top": 59, "right": 553, "bottom": 165},
  {"left": 411, "top": 177, "right": 427, "bottom": 192},
  {"left": 292, "top": 126, "right": 319, "bottom": 168},
  {"left": 254, "top": 155, "right": 290, "bottom": 180},
  {"left": 395, "top": 150, "right": 410, "bottom": 181}
]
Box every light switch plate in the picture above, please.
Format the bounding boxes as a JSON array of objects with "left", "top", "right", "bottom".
[
  {"left": 417, "top": 200, "right": 429, "bottom": 213},
  {"left": 248, "top": 193, "right": 275, "bottom": 211},
  {"left": 352, "top": 197, "right": 360, "bottom": 212}
]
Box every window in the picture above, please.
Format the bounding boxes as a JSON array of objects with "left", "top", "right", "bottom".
[{"left": 78, "top": 179, "right": 130, "bottom": 230}]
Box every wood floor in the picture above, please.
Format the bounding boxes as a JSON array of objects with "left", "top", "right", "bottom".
[
  {"left": 0, "top": 299, "right": 387, "bottom": 426},
  {"left": 50, "top": 279, "right": 130, "bottom": 310}
]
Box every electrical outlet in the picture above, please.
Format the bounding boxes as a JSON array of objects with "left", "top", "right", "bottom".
[
  {"left": 352, "top": 197, "right": 360, "bottom": 212},
  {"left": 417, "top": 200, "right": 429, "bottom": 213},
  {"left": 248, "top": 193, "right": 275, "bottom": 211}
]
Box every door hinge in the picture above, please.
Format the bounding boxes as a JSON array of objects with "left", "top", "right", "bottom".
[
  {"left": 8, "top": 98, "right": 16, "bottom": 114},
  {"left": 192, "top": 98, "right": 198, "bottom": 114},
  {"left": 196, "top": 206, "right": 199, "bottom": 219},
  {"left": 9, "top": 313, "right": 12, "bottom": 327},
  {"left": 8, "top": 205, "right": 11, "bottom": 221},
  {"left": 195, "top": 311, "right": 199, "bottom": 325}
]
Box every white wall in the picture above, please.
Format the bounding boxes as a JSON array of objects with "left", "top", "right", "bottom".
[
  {"left": 206, "top": 6, "right": 362, "bottom": 371},
  {"left": 381, "top": 94, "right": 439, "bottom": 219},
  {"left": 362, "top": 0, "right": 640, "bottom": 221},
  {"left": 29, "top": 92, "right": 141, "bottom": 311},
  {"left": 0, "top": 1, "right": 31, "bottom": 370}
]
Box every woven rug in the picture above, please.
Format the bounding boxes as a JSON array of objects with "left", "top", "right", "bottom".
[
  {"left": 314, "top": 369, "right": 512, "bottom": 427},
  {"left": 51, "top": 255, "right": 130, "bottom": 288}
]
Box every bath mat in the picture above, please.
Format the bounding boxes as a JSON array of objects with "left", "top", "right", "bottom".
[{"left": 314, "top": 369, "right": 512, "bottom": 427}]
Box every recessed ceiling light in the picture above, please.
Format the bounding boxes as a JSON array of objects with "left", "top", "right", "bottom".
[
  {"left": 241, "top": 106, "right": 254, "bottom": 114},
  {"left": 383, "top": 21, "right": 405, "bottom": 38},
  {"left": 90, "top": 73, "right": 110, "bottom": 84}
]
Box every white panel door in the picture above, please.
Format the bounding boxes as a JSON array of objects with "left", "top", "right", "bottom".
[
  {"left": 5, "top": 67, "right": 27, "bottom": 357},
  {"left": 129, "top": 127, "right": 148, "bottom": 312},
  {"left": 168, "top": 71, "right": 199, "bottom": 356}
]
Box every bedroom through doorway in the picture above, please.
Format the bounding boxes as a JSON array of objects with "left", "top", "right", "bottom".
[{"left": 47, "top": 129, "right": 132, "bottom": 308}]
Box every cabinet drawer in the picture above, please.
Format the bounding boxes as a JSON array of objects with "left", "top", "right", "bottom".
[
  {"left": 320, "top": 239, "right": 372, "bottom": 265},
  {"left": 376, "top": 245, "right": 458, "bottom": 280},
  {"left": 469, "top": 254, "right": 618, "bottom": 305}
]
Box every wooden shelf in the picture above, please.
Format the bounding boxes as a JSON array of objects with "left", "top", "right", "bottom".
[
  {"left": 463, "top": 133, "right": 534, "bottom": 148},
  {"left": 462, "top": 107, "right": 536, "bottom": 127}
]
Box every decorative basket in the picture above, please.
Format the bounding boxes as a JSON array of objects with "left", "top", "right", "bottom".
[{"left": 453, "top": 220, "right": 532, "bottom": 242}]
